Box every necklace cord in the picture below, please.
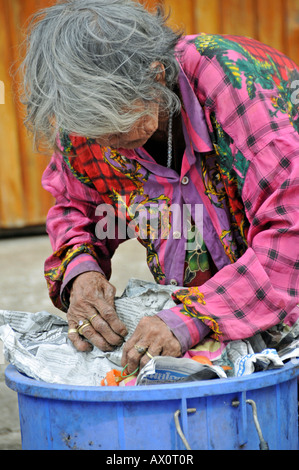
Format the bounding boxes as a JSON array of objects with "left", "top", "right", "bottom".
[{"left": 167, "top": 110, "right": 174, "bottom": 168}]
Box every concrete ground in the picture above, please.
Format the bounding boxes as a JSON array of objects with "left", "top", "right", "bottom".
[{"left": 0, "top": 234, "right": 153, "bottom": 450}]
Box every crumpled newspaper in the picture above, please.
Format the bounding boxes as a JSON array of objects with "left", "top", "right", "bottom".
[
  {"left": 0, "top": 279, "right": 298, "bottom": 386},
  {"left": 135, "top": 355, "right": 227, "bottom": 385}
]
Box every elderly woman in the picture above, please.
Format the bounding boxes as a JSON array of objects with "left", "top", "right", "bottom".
[{"left": 22, "top": 0, "right": 299, "bottom": 375}]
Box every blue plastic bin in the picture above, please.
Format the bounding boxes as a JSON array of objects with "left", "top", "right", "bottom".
[{"left": 5, "top": 361, "right": 299, "bottom": 450}]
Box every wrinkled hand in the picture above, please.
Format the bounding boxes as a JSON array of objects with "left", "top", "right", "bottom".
[
  {"left": 67, "top": 272, "right": 128, "bottom": 352},
  {"left": 121, "top": 316, "right": 182, "bottom": 375}
]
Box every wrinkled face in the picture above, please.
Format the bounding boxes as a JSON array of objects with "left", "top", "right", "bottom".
[{"left": 95, "top": 101, "right": 160, "bottom": 150}]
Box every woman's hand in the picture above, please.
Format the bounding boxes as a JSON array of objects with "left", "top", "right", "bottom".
[
  {"left": 121, "top": 316, "right": 182, "bottom": 375},
  {"left": 67, "top": 272, "right": 128, "bottom": 352}
]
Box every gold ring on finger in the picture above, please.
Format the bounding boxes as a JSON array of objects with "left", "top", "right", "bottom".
[
  {"left": 145, "top": 351, "right": 153, "bottom": 359},
  {"left": 134, "top": 344, "right": 148, "bottom": 355},
  {"left": 78, "top": 323, "right": 90, "bottom": 335},
  {"left": 68, "top": 328, "right": 78, "bottom": 335},
  {"left": 77, "top": 320, "right": 91, "bottom": 335},
  {"left": 89, "top": 314, "right": 99, "bottom": 322}
]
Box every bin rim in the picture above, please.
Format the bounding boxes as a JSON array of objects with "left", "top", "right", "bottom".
[{"left": 5, "top": 360, "right": 299, "bottom": 403}]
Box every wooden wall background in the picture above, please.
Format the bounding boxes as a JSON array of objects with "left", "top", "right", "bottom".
[{"left": 0, "top": 0, "right": 298, "bottom": 229}]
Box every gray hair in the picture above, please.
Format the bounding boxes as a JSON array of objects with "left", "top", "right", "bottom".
[{"left": 20, "top": 0, "right": 183, "bottom": 150}]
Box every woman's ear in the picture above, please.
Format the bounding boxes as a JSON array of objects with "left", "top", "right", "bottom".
[{"left": 150, "top": 61, "right": 166, "bottom": 85}]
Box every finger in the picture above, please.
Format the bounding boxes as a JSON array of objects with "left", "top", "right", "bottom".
[
  {"left": 121, "top": 335, "right": 138, "bottom": 368},
  {"left": 88, "top": 314, "right": 125, "bottom": 348},
  {"left": 94, "top": 300, "right": 128, "bottom": 338},
  {"left": 77, "top": 322, "right": 116, "bottom": 352},
  {"left": 67, "top": 319, "right": 93, "bottom": 353},
  {"left": 96, "top": 282, "right": 128, "bottom": 338},
  {"left": 122, "top": 340, "right": 153, "bottom": 375},
  {"left": 139, "top": 346, "right": 160, "bottom": 370}
]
